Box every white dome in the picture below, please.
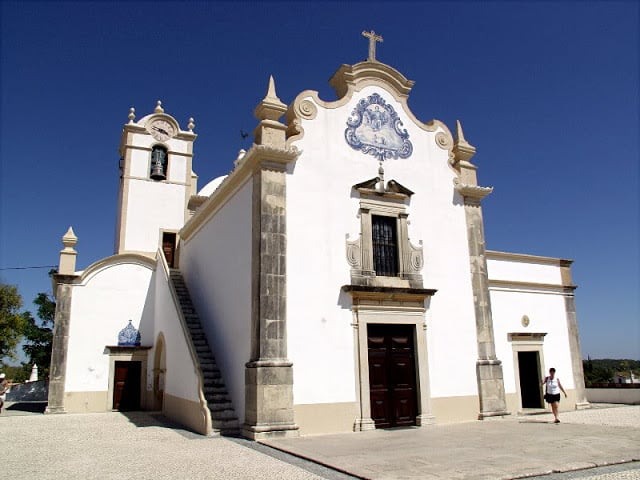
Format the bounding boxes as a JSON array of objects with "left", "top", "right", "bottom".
[{"left": 198, "top": 175, "right": 228, "bottom": 197}]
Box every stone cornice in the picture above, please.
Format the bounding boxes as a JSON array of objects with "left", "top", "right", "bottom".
[
  {"left": 342, "top": 284, "right": 437, "bottom": 302},
  {"left": 181, "top": 144, "right": 300, "bottom": 241},
  {"left": 489, "top": 279, "right": 577, "bottom": 294},
  {"left": 121, "top": 144, "right": 194, "bottom": 157},
  {"left": 119, "top": 123, "right": 196, "bottom": 157},
  {"left": 507, "top": 332, "right": 547, "bottom": 342},
  {"left": 104, "top": 345, "right": 152, "bottom": 352},
  {"left": 187, "top": 194, "right": 208, "bottom": 212},
  {"left": 52, "top": 274, "right": 80, "bottom": 294},
  {"left": 486, "top": 250, "right": 573, "bottom": 266},
  {"left": 453, "top": 179, "right": 493, "bottom": 202}
]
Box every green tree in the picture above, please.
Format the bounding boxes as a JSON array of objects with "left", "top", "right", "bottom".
[
  {"left": 0, "top": 283, "right": 27, "bottom": 360},
  {"left": 21, "top": 292, "right": 55, "bottom": 379}
]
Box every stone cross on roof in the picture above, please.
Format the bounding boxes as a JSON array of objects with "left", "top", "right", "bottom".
[{"left": 362, "top": 30, "right": 383, "bottom": 61}]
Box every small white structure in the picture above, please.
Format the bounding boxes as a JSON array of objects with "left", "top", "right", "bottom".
[
  {"left": 28, "top": 364, "right": 38, "bottom": 383},
  {"left": 47, "top": 34, "right": 588, "bottom": 437}
]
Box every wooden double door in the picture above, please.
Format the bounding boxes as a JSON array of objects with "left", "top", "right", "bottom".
[{"left": 367, "top": 324, "right": 418, "bottom": 428}]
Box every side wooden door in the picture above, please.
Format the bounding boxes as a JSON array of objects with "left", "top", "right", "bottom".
[{"left": 113, "top": 361, "right": 141, "bottom": 411}]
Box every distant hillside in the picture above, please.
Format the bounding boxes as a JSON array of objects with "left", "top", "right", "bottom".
[{"left": 583, "top": 358, "right": 640, "bottom": 385}]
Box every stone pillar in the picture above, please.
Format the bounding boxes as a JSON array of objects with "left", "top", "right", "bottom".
[
  {"left": 244, "top": 166, "right": 298, "bottom": 439},
  {"left": 46, "top": 228, "right": 80, "bottom": 414},
  {"left": 45, "top": 276, "right": 77, "bottom": 414},
  {"left": 561, "top": 261, "right": 590, "bottom": 409},
  {"left": 243, "top": 75, "right": 299, "bottom": 439},
  {"left": 464, "top": 200, "right": 509, "bottom": 418},
  {"left": 453, "top": 121, "right": 509, "bottom": 419}
]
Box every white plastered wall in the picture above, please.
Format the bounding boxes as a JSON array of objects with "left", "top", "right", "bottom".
[
  {"left": 123, "top": 181, "right": 186, "bottom": 253},
  {"left": 489, "top": 259, "right": 575, "bottom": 395},
  {"left": 151, "top": 256, "right": 201, "bottom": 404},
  {"left": 286, "top": 84, "right": 480, "bottom": 405},
  {"left": 180, "top": 179, "right": 253, "bottom": 423},
  {"left": 65, "top": 262, "right": 153, "bottom": 394},
  {"left": 488, "top": 258, "right": 563, "bottom": 285}
]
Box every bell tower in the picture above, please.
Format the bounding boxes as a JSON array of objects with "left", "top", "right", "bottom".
[{"left": 115, "top": 101, "right": 198, "bottom": 263}]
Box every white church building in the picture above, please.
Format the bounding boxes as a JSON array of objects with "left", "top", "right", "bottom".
[{"left": 47, "top": 34, "right": 589, "bottom": 438}]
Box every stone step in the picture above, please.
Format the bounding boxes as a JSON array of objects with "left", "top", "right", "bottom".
[
  {"left": 203, "top": 377, "right": 228, "bottom": 388},
  {"left": 209, "top": 406, "right": 237, "bottom": 419},
  {"left": 208, "top": 401, "right": 234, "bottom": 412},
  {"left": 211, "top": 419, "right": 240, "bottom": 432},
  {"left": 204, "top": 387, "right": 230, "bottom": 397},
  {"left": 170, "top": 268, "right": 239, "bottom": 429},
  {"left": 200, "top": 365, "right": 221, "bottom": 374},
  {"left": 203, "top": 386, "right": 230, "bottom": 397},
  {"left": 200, "top": 364, "right": 219, "bottom": 372}
]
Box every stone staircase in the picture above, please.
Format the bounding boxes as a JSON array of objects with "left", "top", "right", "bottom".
[{"left": 168, "top": 269, "right": 239, "bottom": 435}]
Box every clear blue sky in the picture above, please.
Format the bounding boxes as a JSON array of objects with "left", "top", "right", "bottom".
[{"left": 1, "top": 2, "right": 638, "bottom": 360}]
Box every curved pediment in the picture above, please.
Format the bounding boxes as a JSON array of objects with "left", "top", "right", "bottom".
[{"left": 329, "top": 61, "right": 415, "bottom": 99}]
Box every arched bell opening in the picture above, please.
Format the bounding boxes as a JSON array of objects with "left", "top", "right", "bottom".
[{"left": 150, "top": 145, "right": 168, "bottom": 181}]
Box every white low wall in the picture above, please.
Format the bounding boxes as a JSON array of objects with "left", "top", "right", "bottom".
[{"left": 586, "top": 388, "right": 640, "bottom": 404}]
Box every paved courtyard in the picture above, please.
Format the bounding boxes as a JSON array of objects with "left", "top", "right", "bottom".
[{"left": 2, "top": 403, "right": 639, "bottom": 479}]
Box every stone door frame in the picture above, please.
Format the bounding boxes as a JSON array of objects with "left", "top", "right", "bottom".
[
  {"left": 105, "top": 346, "right": 151, "bottom": 411},
  {"left": 508, "top": 333, "right": 546, "bottom": 413},
  {"left": 345, "top": 286, "right": 435, "bottom": 431}
]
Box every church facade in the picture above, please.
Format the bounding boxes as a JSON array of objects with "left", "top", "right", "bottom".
[{"left": 47, "top": 36, "right": 589, "bottom": 438}]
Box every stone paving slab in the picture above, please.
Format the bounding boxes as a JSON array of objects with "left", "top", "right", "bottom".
[
  {"left": 263, "top": 406, "right": 640, "bottom": 480},
  {"left": 2, "top": 405, "right": 638, "bottom": 480},
  {"left": 0, "top": 411, "right": 345, "bottom": 480}
]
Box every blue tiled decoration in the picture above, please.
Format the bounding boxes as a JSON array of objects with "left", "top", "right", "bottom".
[
  {"left": 117, "top": 320, "right": 141, "bottom": 346},
  {"left": 345, "top": 93, "right": 413, "bottom": 161}
]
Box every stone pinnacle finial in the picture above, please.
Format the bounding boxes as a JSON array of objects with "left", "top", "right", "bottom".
[
  {"left": 59, "top": 226, "right": 78, "bottom": 275},
  {"left": 128, "top": 107, "right": 136, "bottom": 124},
  {"left": 234, "top": 148, "right": 247, "bottom": 167},
  {"left": 452, "top": 120, "right": 479, "bottom": 186},
  {"left": 254, "top": 75, "right": 287, "bottom": 122},
  {"left": 456, "top": 120, "right": 467, "bottom": 143},
  {"left": 188, "top": 117, "right": 195, "bottom": 132},
  {"left": 62, "top": 226, "right": 78, "bottom": 250},
  {"left": 266, "top": 75, "right": 280, "bottom": 102},
  {"left": 154, "top": 100, "right": 164, "bottom": 113},
  {"left": 253, "top": 75, "right": 288, "bottom": 147},
  {"left": 453, "top": 119, "right": 476, "bottom": 164}
]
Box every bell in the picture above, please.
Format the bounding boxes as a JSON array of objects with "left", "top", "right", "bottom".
[{"left": 150, "top": 160, "right": 166, "bottom": 181}]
